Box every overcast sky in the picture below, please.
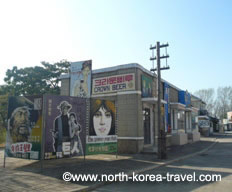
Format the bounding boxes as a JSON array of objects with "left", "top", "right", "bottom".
[{"left": 0, "top": 0, "right": 231, "bottom": 93}]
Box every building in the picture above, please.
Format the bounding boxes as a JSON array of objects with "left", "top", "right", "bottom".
[
  {"left": 60, "top": 63, "right": 201, "bottom": 153},
  {"left": 192, "top": 97, "right": 219, "bottom": 135},
  {"left": 223, "top": 112, "right": 232, "bottom": 131}
]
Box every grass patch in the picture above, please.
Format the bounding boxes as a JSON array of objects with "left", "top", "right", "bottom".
[{"left": 0, "top": 128, "right": 6, "bottom": 147}]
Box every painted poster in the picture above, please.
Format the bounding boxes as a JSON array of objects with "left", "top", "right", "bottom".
[
  {"left": 141, "top": 75, "right": 152, "bottom": 97},
  {"left": 70, "top": 60, "right": 92, "bottom": 98},
  {"left": 44, "top": 95, "right": 87, "bottom": 159},
  {"left": 92, "top": 73, "right": 135, "bottom": 95},
  {"left": 86, "top": 99, "right": 117, "bottom": 155},
  {"left": 164, "top": 82, "right": 170, "bottom": 132},
  {"left": 178, "top": 90, "right": 191, "bottom": 107},
  {"left": 5, "top": 96, "right": 43, "bottom": 160}
]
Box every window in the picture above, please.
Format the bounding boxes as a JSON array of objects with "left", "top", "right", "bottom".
[
  {"left": 177, "top": 111, "right": 185, "bottom": 131},
  {"left": 172, "top": 109, "right": 177, "bottom": 130}
]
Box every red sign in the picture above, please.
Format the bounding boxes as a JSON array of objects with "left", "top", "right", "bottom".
[
  {"left": 92, "top": 73, "right": 135, "bottom": 94},
  {"left": 11, "top": 143, "right": 32, "bottom": 153}
]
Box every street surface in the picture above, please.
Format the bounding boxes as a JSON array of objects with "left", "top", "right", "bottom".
[
  {"left": 94, "top": 134, "right": 232, "bottom": 192},
  {"left": 0, "top": 134, "right": 230, "bottom": 192}
]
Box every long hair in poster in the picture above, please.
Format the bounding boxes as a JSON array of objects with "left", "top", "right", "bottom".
[
  {"left": 89, "top": 100, "right": 115, "bottom": 136},
  {"left": 86, "top": 99, "right": 117, "bottom": 155}
]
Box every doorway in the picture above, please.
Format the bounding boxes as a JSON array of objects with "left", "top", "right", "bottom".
[{"left": 143, "top": 108, "right": 151, "bottom": 145}]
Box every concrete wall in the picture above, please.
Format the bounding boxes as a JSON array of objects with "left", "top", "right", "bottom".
[
  {"left": 117, "top": 93, "right": 143, "bottom": 153},
  {"left": 61, "top": 78, "right": 70, "bottom": 96},
  {"left": 171, "top": 133, "right": 188, "bottom": 145},
  {"left": 118, "top": 140, "right": 144, "bottom": 153},
  {"left": 169, "top": 86, "right": 178, "bottom": 103},
  {"left": 117, "top": 94, "right": 142, "bottom": 137}
]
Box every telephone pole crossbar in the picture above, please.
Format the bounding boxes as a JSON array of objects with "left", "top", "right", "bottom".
[{"left": 150, "top": 66, "right": 170, "bottom": 72}]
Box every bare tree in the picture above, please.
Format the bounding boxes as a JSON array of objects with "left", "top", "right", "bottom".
[
  {"left": 194, "top": 88, "right": 215, "bottom": 115},
  {"left": 216, "top": 86, "right": 232, "bottom": 119}
]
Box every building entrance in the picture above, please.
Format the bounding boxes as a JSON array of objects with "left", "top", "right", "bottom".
[{"left": 143, "top": 108, "right": 151, "bottom": 144}]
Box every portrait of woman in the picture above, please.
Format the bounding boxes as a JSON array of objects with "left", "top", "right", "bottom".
[
  {"left": 89, "top": 99, "right": 116, "bottom": 136},
  {"left": 73, "top": 60, "right": 91, "bottom": 98}
]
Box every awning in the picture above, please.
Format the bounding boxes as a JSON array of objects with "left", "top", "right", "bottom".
[
  {"left": 191, "top": 107, "right": 199, "bottom": 113},
  {"left": 198, "top": 115, "right": 210, "bottom": 120},
  {"left": 170, "top": 102, "right": 199, "bottom": 112},
  {"left": 170, "top": 102, "right": 186, "bottom": 110},
  {"left": 142, "top": 97, "right": 167, "bottom": 104}
]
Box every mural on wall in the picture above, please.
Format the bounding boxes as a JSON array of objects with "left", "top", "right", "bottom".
[
  {"left": 44, "top": 95, "right": 87, "bottom": 159},
  {"left": 185, "top": 91, "right": 191, "bottom": 107},
  {"left": 5, "top": 96, "right": 43, "bottom": 160},
  {"left": 92, "top": 73, "right": 135, "bottom": 94},
  {"left": 164, "top": 82, "right": 170, "bottom": 132},
  {"left": 178, "top": 90, "right": 191, "bottom": 107},
  {"left": 70, "top": 60, "right": 92, "bottom": 98},
  {"left": 141, "top": 75, "right": 152, "bottom": 97},
  {"left": 86, "top": 99, "right": 117, "bottom": 155}
]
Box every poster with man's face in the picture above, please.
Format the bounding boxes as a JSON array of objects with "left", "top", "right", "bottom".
[
  {"left": 5, "top": 96, "right": 43, "bottom": 160},
  {"left": 44, "top": 95, "right": 87, "bottom": 159},
  {"left": 86, "top": 99, "right": 117, "bottom": 155}
]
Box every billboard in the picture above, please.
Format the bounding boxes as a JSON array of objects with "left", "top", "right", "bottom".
[
  {"left": 141, "top": 75, "right": 152, "bottom": 97},
  {"left": 44, "top": 95, "right": 87, "bottom": 159},
  {"left": 86, "top": 99, "right": 117, "bottom": 155},
  {"left": 92, "top": 73, "right": 135, "bottom": 95},
  {"left": 178, "top": 90, "right": 191, "bottom": 107},
  {"left": 5, "top": 96, "right": 43, "bottom": 160},
  {"left": 70, "top": 60, "right": 92, "bottom": 98}
]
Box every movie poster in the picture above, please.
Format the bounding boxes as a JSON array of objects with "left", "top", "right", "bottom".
[
  {"left": 141, "top": 75, "right": 152, "bottom": 97},
  {"left": 86, "top": 99, "right": 117, "bottom": 155},
  {"left": 70, "top": 60, "right": 92, "bottom": 98},
  {"left": 5, "top": 96, "right": 43, "bottom": 160},
  {"left": 44, "top": 95, "right": 87, "bottom": 159}
]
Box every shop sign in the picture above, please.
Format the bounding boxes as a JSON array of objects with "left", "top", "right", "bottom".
[{"left": 92, "top": 73, "right": 135, "bottom": 94}]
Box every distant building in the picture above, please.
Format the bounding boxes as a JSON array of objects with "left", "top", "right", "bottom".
[
  {"left": 223, "top": 112, "right": 232, "bottom": 131},
  {"left": 191, "top": 96, "right": 219, "bottom": 135}
]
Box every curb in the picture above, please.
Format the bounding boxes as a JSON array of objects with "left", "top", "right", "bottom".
[{"left": 70, "top": 138, "right": 218, "bottom": 192}]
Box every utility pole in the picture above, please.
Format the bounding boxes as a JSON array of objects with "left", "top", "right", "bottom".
[{"left": 150, "top": 41, "right": 170, "bottom": 159}]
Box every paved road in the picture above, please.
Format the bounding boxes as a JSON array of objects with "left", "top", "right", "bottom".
[
  {"left": 94, "top": 134, "right": 232, "bottom": 192},
  {"left": 0, "top": 135, "right": 224, "bottom": 191}
]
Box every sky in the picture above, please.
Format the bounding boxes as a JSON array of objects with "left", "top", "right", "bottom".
[{"left": 0, "top": 0, "right": 231, "bottom": 93}]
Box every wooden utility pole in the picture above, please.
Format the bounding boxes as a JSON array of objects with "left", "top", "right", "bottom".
[{"left": 150, "top": 41, "right": 169, "bottom": 159}]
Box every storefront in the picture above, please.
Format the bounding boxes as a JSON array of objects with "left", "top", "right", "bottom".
[
  {"left": 169, "top": 89, "right": 200, "bottom": 145},
  {"left": 60, "top": 63, "right": 201, "bottom": 153}
]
